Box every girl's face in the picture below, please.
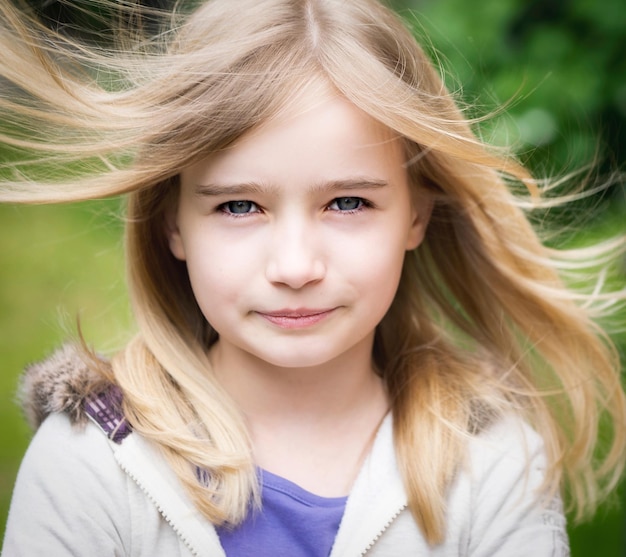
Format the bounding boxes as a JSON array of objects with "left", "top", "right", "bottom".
[{"left": 168, "top": 89, "right": 430, "bottom": 371}]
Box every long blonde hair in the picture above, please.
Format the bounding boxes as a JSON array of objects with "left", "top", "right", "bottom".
[{"left": 1, "top": 0, "right": 625, "bottom": 544}]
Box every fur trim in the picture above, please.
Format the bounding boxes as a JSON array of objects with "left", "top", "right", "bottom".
[{"left": 19, "top": 344, "right": 110, "bottom": 431}]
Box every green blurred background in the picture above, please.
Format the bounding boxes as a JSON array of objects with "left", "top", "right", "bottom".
[{"left": 1, "top": 0, "right": 625, "bottom": 553}]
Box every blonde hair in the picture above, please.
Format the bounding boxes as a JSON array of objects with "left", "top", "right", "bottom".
[{"left": 1, "top": 0, "right": 625, "bottom": 544}]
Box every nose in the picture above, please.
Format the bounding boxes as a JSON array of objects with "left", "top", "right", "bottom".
[{"left": 265, "top": 218, "right": 326, "bottom": 289}]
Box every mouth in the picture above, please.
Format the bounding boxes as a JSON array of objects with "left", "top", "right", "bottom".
[{"left": 256, "top": 308, "right": 336, "bottom": 329}]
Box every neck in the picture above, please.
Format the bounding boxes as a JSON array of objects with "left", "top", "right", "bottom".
[
  {"left": 209, "top": 335, "right": 389, "bottom": 496},
  {"left": 209, "top": 334, "right": 387, "bottom": 425}
]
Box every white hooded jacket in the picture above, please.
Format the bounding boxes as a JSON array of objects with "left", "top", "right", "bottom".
[{"left": 2, "top": 346, "right": 570, "bottom": 556}]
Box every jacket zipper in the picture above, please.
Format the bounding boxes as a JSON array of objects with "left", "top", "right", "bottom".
[
  {"left": 117, "top": 458, "right": 202, "bottom": 557},
  {"left": 360, "top": 504, "right": 408, "bottom": 555}
]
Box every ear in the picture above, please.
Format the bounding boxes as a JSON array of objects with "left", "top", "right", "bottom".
[
  {"left": 164, "top": 205, "right": 187, "bottom": 261},
  {"left": 405, "top": 194, "right": 433, "bottom": 250}
]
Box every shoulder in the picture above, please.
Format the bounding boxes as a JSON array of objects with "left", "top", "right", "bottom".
[
  {"left": 3, "top": 412, "right": 134, "bottom": 555},
  {"left": 4, "top": 411, "right": 199, "bottom": 557},
  {"left": 338, "top": 414, "right": 568, "bottom": 557},
  {"left": 467, "top": 414, "right": 547, "bottom": 476},
  {"left": 446, "top": 415, "right": 570, "bottom": 556},
  {"left": 19, "top": 410, "right": 124, "bottom": 479},
  {"left": 4, "top": 345, "right": 139, "bottom": 556}
]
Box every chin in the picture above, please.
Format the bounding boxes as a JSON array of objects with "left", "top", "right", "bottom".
[{"left": 261, "top": 354, "right": 331, "bottom": 370}]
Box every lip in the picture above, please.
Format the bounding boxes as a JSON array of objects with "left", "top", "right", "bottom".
[{"left": 256, "top": 308, "right": 336, "bottom": 329}]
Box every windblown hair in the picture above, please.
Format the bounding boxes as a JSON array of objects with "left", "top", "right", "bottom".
[{"left": 1, "top": 0, "right": 625, "bottom": 545}]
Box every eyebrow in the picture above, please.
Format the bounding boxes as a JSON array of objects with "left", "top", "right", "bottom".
[
  {"left": 193, "top": 178, "right": 389, "bottom": 197},
  {"left": 194, "top": 182, "right": 271, "bottom": 197}
]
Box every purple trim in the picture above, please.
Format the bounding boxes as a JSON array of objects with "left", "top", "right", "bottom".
[{"left": 84, "top": 386, "right": 132, "bottom": 443}]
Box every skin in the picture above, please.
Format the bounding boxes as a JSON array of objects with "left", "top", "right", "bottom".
[{"left": 168, "top": 85, "right": 431, "bottom": 495}]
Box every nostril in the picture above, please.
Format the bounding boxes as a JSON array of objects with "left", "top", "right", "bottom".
[{"left": 265, "top": 256, "right": 326, "bottom": 289}]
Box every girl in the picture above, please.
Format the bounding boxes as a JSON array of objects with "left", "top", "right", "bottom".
[{"left": 1, "top": 0, "right": 625, "bottom": 555}]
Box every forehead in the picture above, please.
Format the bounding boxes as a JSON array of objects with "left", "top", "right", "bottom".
[{"left": 182, "top": 85, "right": 405, "bottom": 189}]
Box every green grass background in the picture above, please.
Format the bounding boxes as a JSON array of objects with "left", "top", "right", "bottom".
[{"left": 1, "top": 199, "right": 625, "bottom": 554}]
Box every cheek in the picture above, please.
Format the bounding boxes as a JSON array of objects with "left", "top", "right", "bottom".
[
  {"left": 368, "top": 252, "right": 406, "bottom": 301},
  {"left": 336, "top": 233, "right": 407, "bottom": 301},
  {"left": 182, "top": 244, "right": 244, "bottom": 320}
]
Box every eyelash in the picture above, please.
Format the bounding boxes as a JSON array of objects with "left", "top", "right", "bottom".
[
  {"left": 218, "top": 200, "right": 260, "bottom": 216},
  {"left": 327, "top": 197, "right": 371, "bottom": 213},
  {"left": 217, "top": 196, "right": 372, "bottom": 217}
]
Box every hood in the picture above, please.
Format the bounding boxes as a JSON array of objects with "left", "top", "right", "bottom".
[{"left": 19, "top": 344, "right": 111, "bottom": 431}]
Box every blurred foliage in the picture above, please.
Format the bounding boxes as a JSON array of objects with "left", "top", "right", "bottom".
[
  {"left": 392, "top": 0, "right": 626, "bottom": 181},
  {"left": 19, "top": 0, "right": 174, "bottom": 42}
]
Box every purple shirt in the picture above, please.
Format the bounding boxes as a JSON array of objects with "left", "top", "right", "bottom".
[{"left": 218, "top": 469, "right": 348, "bottom": 557}]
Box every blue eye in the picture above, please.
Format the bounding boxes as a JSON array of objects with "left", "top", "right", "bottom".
[
  {"left": 329, "top": 197, "right": 364, "bottom": 211},
  {"left": 221, "top": 200, "right": 259, "bottom": 214}
]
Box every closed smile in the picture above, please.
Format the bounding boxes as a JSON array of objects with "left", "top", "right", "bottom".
[{"left": 256, "top": 308, "right": 336, "bottom": 329}]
